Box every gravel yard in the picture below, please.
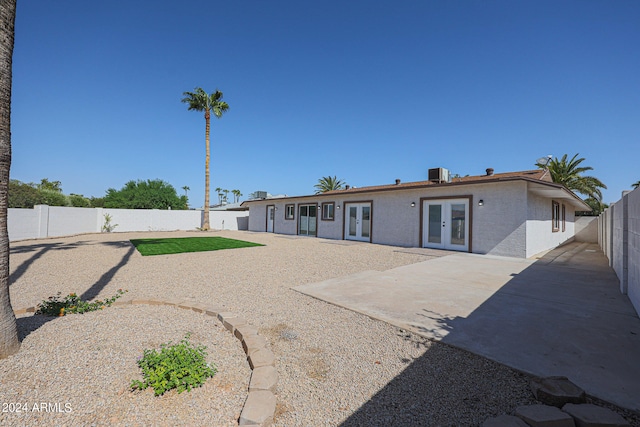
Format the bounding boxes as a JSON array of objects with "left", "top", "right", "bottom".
[{"left": 2, "top": 230, "right": 636, "bottom": 426}]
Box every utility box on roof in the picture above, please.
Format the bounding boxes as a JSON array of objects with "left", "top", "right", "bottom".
[{"left": 428, "top": 168, "right": 451, "bottom": 183}]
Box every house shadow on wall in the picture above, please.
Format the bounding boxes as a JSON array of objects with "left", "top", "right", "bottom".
[{"left": 337, "top": 244, "right": 640, "bottom": 425}]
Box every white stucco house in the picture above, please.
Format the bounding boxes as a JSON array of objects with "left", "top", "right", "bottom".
[{"left": 242, "top": 168, "right": 591, "bottom": 258}]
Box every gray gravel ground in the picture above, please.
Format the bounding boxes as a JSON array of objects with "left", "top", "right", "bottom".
[
  {"left": 3, "top": 230, "right": 639, "bottom": 426},
  {"left": 1, "top": 305, "right": 248, "bottom": 426}
]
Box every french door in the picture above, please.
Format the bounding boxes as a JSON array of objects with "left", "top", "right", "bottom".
[
  {"left": 298, "top": 204, "right": 317, "bottom": 236},
  {"left": 345, "top": 202, "right": 371, "bottom": 242},
  {"left": 422, "top": 199, "right": 469, "bottom": 251}
]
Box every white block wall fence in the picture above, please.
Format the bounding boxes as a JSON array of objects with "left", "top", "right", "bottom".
[
  {"left": 8, "top": 205, "right": 249, "bottom": 242},
  {"left": 599, "top": 187, "right": 640, "bottom": 317}
]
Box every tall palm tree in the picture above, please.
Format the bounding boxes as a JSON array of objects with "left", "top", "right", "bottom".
[
  {"left": 0, "top": 0, "right": 19, "bottom": 358},
  {"left": 182, "top": 88, "right": 229, "bottom": 230},
  {"left": 314, "top": 176, "right": 345, "bottom": 194},
  {"left": 536, "top": 153, "right": 607, "bottom": 201},
  {"left": 215, "top": 186, "right": 222, "bottom": 205},
  {"left": 182, "top": 185, "right": 190, "bottom": 197},
  {"left": 232, "top": 189, "right": 242, "bottom": 203},
  {"left": 223, "top": 189, "right": 229, "bottom": 203}
]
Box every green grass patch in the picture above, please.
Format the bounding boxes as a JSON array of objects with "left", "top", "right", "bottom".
[{"left": 130, "top": 236, "right": 264, "bottom": 256}]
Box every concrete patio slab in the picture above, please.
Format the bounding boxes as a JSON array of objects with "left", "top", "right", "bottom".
[{"left": 294, "top": 243, "right": 640, "bottom": 411}]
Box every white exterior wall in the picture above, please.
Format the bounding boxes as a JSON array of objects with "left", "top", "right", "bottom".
[
  {"left": 526, "top": 193, "right": 575, "bottom": 258},
  {"left": 248, "top": 199, "right": 343, "bottom": 238},
  {"left": 628, "top": 189, "right": 640, "bottom": 315},
  {"left": 8, "top": 206, "right": 248, "bottom": 241},
  {"left": 8, "top": 206, "right": 43, "bottom": 241},
  {"left": 103, "top": 209, "right": 203, "bottom": 232},
  {"left": 248, "top": 204, "right": 267, "bottom": 232},
  {"left": 612, "top": 199, "right": 625, "bottom": 290},
  {"left": 575, "top": 216, "right": 598, "bottom": 242},
  {"left": 246, "top": 180, "right": 541, "bottom": 258},
  {"left": 599, "top": 188, "right": 640, "bottom": 317},
  {"left": 471, "top": 181, "right": 527, "bottom": 257},
  {"left": 48, "top": 206, "right": 100, "bottom": 236}
]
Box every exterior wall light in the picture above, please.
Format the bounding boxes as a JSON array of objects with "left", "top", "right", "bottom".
[
  {"left": 411, "top": 202, "right": 416, "bottom": 207},
  {"left": 478, "top": 200, "right": 484, "bottom": 206}
]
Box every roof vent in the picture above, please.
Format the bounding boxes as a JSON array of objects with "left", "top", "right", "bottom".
[
  {"left": 345, "top": 185, "right": 350, "bottom": 190},
  {"left": 486, "top": 168, "right": 494, "bottom": 176},
  {"left": 428, "top": 168, "right": 451, "bottom": 183},
  {"left": 395, "top": 179, "right": 401, "bottom": 185}
]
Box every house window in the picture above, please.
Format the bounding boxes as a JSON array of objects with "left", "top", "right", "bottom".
[
  {"left": 552, "top": 201, "right": 560, "bottom": 232},
  {"left": 562, "top": 204, "right": 566, "bottom": 232},
  {"left": 285, "top": 204, "right": 295, "bottom": 220},
  {"left": 321, "top": 202, "right": 335, "bottom": 221}
]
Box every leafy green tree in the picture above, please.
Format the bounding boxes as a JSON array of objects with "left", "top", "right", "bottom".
[
  {"left": 38, "top": 190, "right": 68, "bottom": 207},
  {"left": 68, "top": 194, "right": 91, "bottom": 208},
  {"left": 577, "top": 197, "right": 608, "bottom": 217},
  {"left": 314, "top": 176, "right": 345, "bottom": 194},
  {"left": 0, "top": 0, "right": 20, "bottom": 358},
  {"left": 536, "top": 153, "right": 607, "bottom": 200},
  {"left": 37, "top": 178, "right": 62, "bottom": 192},
  {"left": 9, "top": 179, "right": 68, "bottom": 207},
  {"left": 182, "top": 88, "right": 229, "bottom": 230},
  {"left": 104, "top": 179, "right": 188, "bottom": 210},
  {"left": 8, "top": 179, "right": 43, "bottom": 208},
  {"left": 89, "top": 196, "right": 105, "bottom": 208}
]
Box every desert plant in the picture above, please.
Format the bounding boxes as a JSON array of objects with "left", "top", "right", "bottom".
[
  {"left": 131, "top": 333, "right": 217, "bottom": 396},
  {"left": 102, "top": 213, "right": 118, "bottom": 232},
  {"left": 35, "top": 289, "right": 127, "bottom": 316}
]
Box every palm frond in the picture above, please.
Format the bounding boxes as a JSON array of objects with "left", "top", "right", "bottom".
[
  {"left": 538, "top": 153, "right": 606, "bottom": 200},
  {"left": 314, "top": 176, "right": 345, "bottom": 194}
]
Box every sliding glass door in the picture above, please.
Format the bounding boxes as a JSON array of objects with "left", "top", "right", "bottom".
[{"left": 298, "top": 204, "right": 317, "bottom": 236}]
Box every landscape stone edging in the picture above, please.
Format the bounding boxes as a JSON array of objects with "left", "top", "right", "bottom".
[{"left": 14, "top": 298, "right": 277, "bottom": 427}]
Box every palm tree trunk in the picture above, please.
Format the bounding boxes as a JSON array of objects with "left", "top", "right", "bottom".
[
  {"left": 203, "top": 109, "right": 211, "bottom": 230},
  {"left": 0, "top": 0, "right": 20, "bottom": 358}
]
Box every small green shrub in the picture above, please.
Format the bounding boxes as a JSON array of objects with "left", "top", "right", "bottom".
[
  {"left": 35, "top": 289, "right": 127, "bottom": 317},
  {"left": 131, "top": 333, "right": 217, "bottom": 396},
  {"left": 102, "top": 213, "right": 118, "bottom": 232}
]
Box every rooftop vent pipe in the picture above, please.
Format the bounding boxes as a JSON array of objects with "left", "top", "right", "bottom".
[
  {"left": 395, "top": 179, "right": 401, "bottom": 185},
  {"left": 486, "top": 168, "right": 494, "bottom": 176}
]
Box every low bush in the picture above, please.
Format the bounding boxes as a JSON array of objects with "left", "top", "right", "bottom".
[
  {"left": 35, "top": 289, "right": 127, "bottom": 316},
  {"left": 131, "top": 333, "right": 217, "bottom": 396}
]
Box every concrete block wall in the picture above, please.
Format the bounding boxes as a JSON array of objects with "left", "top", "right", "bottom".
[
  {"left": 8, "top": 205, "right": 248, "bottom": 241},
  {"left": 600, "top": 188, "right": 640, "bottom": 316},
  {"left": 627, "top": 189, "right": 640, "bottom": 315},
  {"left": 575, "top": 216, "right": 598, "bottom": 242}
]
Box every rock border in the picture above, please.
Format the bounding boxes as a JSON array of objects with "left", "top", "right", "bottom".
[{"left": 14, "top": 299, "right": 277, "bottom": 427}]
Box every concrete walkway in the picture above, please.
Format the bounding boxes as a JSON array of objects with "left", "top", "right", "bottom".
[{"left": 294, "top": 242, "right": 640, "bottom": 411}]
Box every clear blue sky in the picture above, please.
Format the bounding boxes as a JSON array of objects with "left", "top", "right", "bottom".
[{"left": 11, "top": 1, "right": 640, "bottom": 207}]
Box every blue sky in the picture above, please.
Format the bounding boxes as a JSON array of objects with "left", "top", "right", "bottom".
[{"left": 11, "top": 1, "right": 640, "bottom": 207}]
